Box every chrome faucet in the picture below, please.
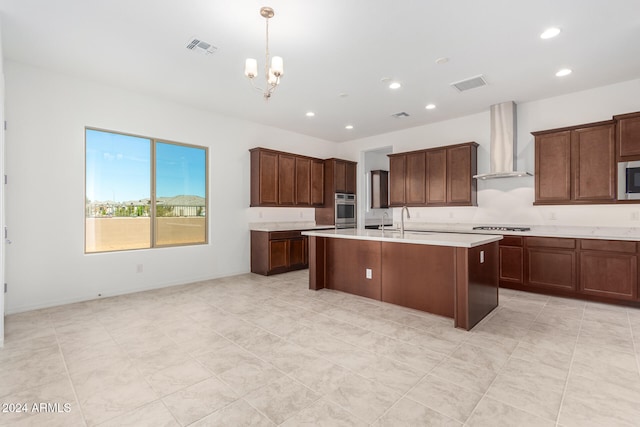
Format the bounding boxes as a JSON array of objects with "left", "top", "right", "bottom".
[
  {"left": 381, "top": 212, "right": 389, "bottom": 232},
  {"left": 400, "top": 206, "right": 410, "bottom": 236}
]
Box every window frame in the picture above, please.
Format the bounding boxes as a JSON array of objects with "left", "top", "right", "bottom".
[{"left": 84, "top": 127, "right": 209, "bottom": 254}]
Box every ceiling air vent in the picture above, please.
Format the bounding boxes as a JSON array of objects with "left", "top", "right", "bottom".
[
  {"left": 450, "top": 75, "right": 487, "bottom": 92},
  {"left": 186, "top": 37, "right": 217, "bottom": 55},
  {"left": 391, "top": 112, "right": 410, "bottom": 119}
]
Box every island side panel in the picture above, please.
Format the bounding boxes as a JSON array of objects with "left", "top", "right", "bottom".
[
  {"left": 381, "top": 242, "right": 455, "bottom": 318},
  {"left": 308, "top": 236, "right": 326, "bottom": 290},
  {"left": 326, "top": 238, "right": 382, "bottom": 300},
  {"left": 455, "top": 242, "right": 499, "bottom": 330}
]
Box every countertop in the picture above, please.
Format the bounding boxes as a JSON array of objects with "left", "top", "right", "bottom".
[
  {"left": 302, "top": 228, "right": 502, "bottom": 248},
  {"left": 249, "top": 222, "right": 336, "bottom": 232},
  {"left": 385, "top": 223, "right": 640, "bottom": 241}
]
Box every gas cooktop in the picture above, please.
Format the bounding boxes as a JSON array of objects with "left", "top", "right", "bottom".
[{"left": 472, "top": 226, "right": 531, "bottom": 232}]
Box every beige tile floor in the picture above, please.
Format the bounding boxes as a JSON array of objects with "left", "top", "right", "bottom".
[{"left": 1, "top": 270, "right": 640, "bottom": 426}]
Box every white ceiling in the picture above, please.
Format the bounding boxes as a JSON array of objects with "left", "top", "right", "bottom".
[{"left": 0, "top": 0, "right": 639, "bottom": 142}]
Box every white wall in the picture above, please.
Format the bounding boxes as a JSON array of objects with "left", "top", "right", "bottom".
[
  {"left": 4, "top": 61, "right": 337, "bottom": 314},
  {"left": 0, "top": 17, "right": 5, "bottom": 345},
  {"left": 339, "top": 79, "right": 640, "bottom": 228}
]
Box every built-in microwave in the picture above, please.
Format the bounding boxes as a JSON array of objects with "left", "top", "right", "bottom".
[
  {"left": 335, "top": 193, "right": 356, "bottom": 228},
  {"left": 618, "top": 161, "right": 640, "bottom": 200}
]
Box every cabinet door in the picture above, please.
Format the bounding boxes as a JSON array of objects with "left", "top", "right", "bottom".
[
  {"left": 334, "top": 160, "right": 347, "bottom": 193},
  {"left": 406, "top": 152, "right": 426, "bottom": 204},
  {"left": 426, "top": 149, "right": 446, "bottom": 205},
  {"left": 269, "top": 240, "right": 289, "bottom": 271},
  {"left": 371, "top": 170, "right": 389, "bottom": 209},
  {"left": 258, "top": 150, "right": 278, "bottom": 205},
  {"left": 527, "top": 248, "right": 576, "bottom": 291},
  {"left": 535, "top": 131, "right": 571, "bottom": 203},
  {"left": 447, "top": 145, "right": 474, "bottom": 205},
  {"left": 579, "top": 252, "right": 637, "bottom": 300},
  {"left": 389, "top": 155, "right": 406, "bottom": 206},
  {"left": 499, "top": 246, "right": 524, "bottom": 285},
  {"left": 295, "top": 157, "right": 311, "bottom": 206},
  {"left": 572, "top": 124, "right": 615, "bottom": 201},
  {"left": 311, "top": 160, "right": 324, "bottom": 206},
  {"left": 289, "top": 237, "right": 307, "bottom": 268},
  {"left": 278, "top": 154, "right": 296, "bottom": 205},
  {"left": 617, "top": 113, "right": 640, "bottom": 159},
  {"left": 345, "top": 162, "right": 357, "bottom": 194}
]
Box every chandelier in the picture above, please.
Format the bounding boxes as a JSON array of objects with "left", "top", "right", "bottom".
[{"left": 244, "top": 6, "right": 284, "bottom": 100}]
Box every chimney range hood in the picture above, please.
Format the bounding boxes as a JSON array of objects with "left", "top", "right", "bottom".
[{"left": 473, "top": 101, "right": 532, "bottom": 180}]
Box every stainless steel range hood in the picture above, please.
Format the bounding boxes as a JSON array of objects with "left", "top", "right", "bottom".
[{"left": 473, "top": 101, "right": 532, "bottom": 180}]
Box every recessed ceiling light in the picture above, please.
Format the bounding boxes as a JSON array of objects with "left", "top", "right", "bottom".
[
  {"left": 345, "top": 125, "right": 354, "bottom": 130},
  {"left": 425, "top": 104, "right": 436, "bottom": 110},
  {"left": 338, "top": 93, "right": 349, "bottom": 98},
  {"left": 556, "top": 68, "right": 572, "bottom": 77},
  {"left": 435, "top": 57, "right": 449, "bottom": 65},
  {"left": 305, "top": 112, "right": 315, "bottom": 117},
  {"left": 540, "top": 27, "right": 561, "bottom": 39},
  {"left": 389, "top": 82, "right": 402, "bottom": 89}
]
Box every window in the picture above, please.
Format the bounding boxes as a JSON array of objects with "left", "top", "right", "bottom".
[{"left": 85, "top": 128, "right": 207, "bottom": 253}]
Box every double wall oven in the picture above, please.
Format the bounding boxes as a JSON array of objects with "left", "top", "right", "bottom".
[{"left": 335, "top": 193, "right": 356, "bottom": 228}]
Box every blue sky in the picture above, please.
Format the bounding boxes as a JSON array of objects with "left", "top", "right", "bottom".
[{"left": 86, "top": 129, "right": 206, "bottom": 202}]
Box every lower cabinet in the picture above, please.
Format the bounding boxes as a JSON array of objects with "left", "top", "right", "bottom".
[
  {"left": 526, "top": 237, "right": 577, "bottom": 291},
  {"left": 499, "top": 235, "right": 640, "bottom": 305},
  {"left": 499, "top": 236, "right": 524, "bottom": 286},
  {"left": 251, "top": 230, "right": 308, "bottom": 275},
  {"left": 578, "top": 240, "right": 637, "bottom": 300}
]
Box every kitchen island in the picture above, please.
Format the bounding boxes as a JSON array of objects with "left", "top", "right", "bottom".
[{"left": 302, "top": 229, "right": 502, "bottom": 330}]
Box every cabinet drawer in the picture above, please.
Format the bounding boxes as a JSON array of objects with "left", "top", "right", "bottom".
[
  {"left": 580, "top": 239, "right": 637, "bottom": 253},
  {"left": 269, "top": 231, "right": 303, "bottom": 240},
  {"left": 500, "top": 236, "right": 523, "bottom": 247},
  {"left": 526, "top": 237, "right": 576, "bottom": 249}
]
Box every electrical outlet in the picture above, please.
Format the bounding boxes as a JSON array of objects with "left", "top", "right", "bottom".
[
  {"left": 632, "top": 211, "right": 639, "bottom": 221},
  {"left": 365, "top": 268, "right": 372, "bottom": 279},
  {"left": 259, "top": 211, "right": 263, "bottom": 219},
  {"left": 549, "top": 212, "right": 557, "bottom": 221},
  {"left": 480, "top": 251, "right": 485, "bottom": 264},
  {"left": 136, "top": 264, "right": 143, "bottom": 273},
  {"left": 299, "top": 211, "right": 304, "bottom": 218},
  {"left": 449, "top": 211, "right": 454, "bottom": 219},
  {"left": 415, "top": 211, "right": 420, "bottom": 218}
]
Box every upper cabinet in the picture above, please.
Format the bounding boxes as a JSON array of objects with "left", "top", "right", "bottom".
[
  {"left": 328, "top": 158, "right": 357, "bottom": 194},
  {"left": 615, "top": 111, "right": 640, "bottom": 160},
  {"left": 250, "top": 147, "right": 325, "bottom": 207},
  {"left": 388, "top": 142, "right": 478, "bottom": 207},
  {"left": 533, "top": 121, "right": 616, "bottom": 204}
]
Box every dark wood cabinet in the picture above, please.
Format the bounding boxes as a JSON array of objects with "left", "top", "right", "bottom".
[
  {"left": 572, "top": 124, "right": 616, "bottom": 202},
  {"left": 389, "top": 155, "right": 406, "bottom": 205},
  {"left": 330, "top": 159, "right": 357, "bottom": 194},
  {"left": 311, "top": 160, "right": 324, "bottom": 206},
  {"left": 499, "top": 235, "right": 640, "bottom": 307},
  {"left": 251, "top": 230, "right": 308, "bottom": 275},
  {"left": 406, "top": 152, "right": 426, "bottom": 204},
  {"left": 499, "top": 236, "right": 524, "bottom": 286},
  {"left": 251, "top": 149, "right": 279, "bottom": 206},
  {"left": 388, "top": 142, "right": 478, "bottom": 207},
  {"left": 426, "top": 149, "right": 447, "bottom": 204},
  {"left": 316, "top": 158, "right": 357, "bottom": 225},
  {"left": 615, "top": 111, "right": 640, "bottom": 160},
  {"left": 250, "top": 147, "right": 326, "bottom": 207},
  {"left": 533, "top": 121, "right": 616, "bottom": 204},
  {"left": 526, "top": 237, "right": 576, "bottom": 291},
  {"left": 447, "top": 143, "right": 478, "bottom": 205},
  {"left": 294, "top": 157, "right": 311, "bottom": 205},
  {"left": 370, "top": 170, "right": 389, "bottom": 209},
  {"left": 278, "top": 154, "right": 296, "bottom": 205},
  {"left": 578, "top": 239, "right": 637, "bottom": 300},
  {"left": 534, "top": 130, "right": 572, "bottom": 203}
]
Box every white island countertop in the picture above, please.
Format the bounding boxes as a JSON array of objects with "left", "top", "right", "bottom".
[{"left": 302, "top": 228, "right": 502, "bottom": 248}]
